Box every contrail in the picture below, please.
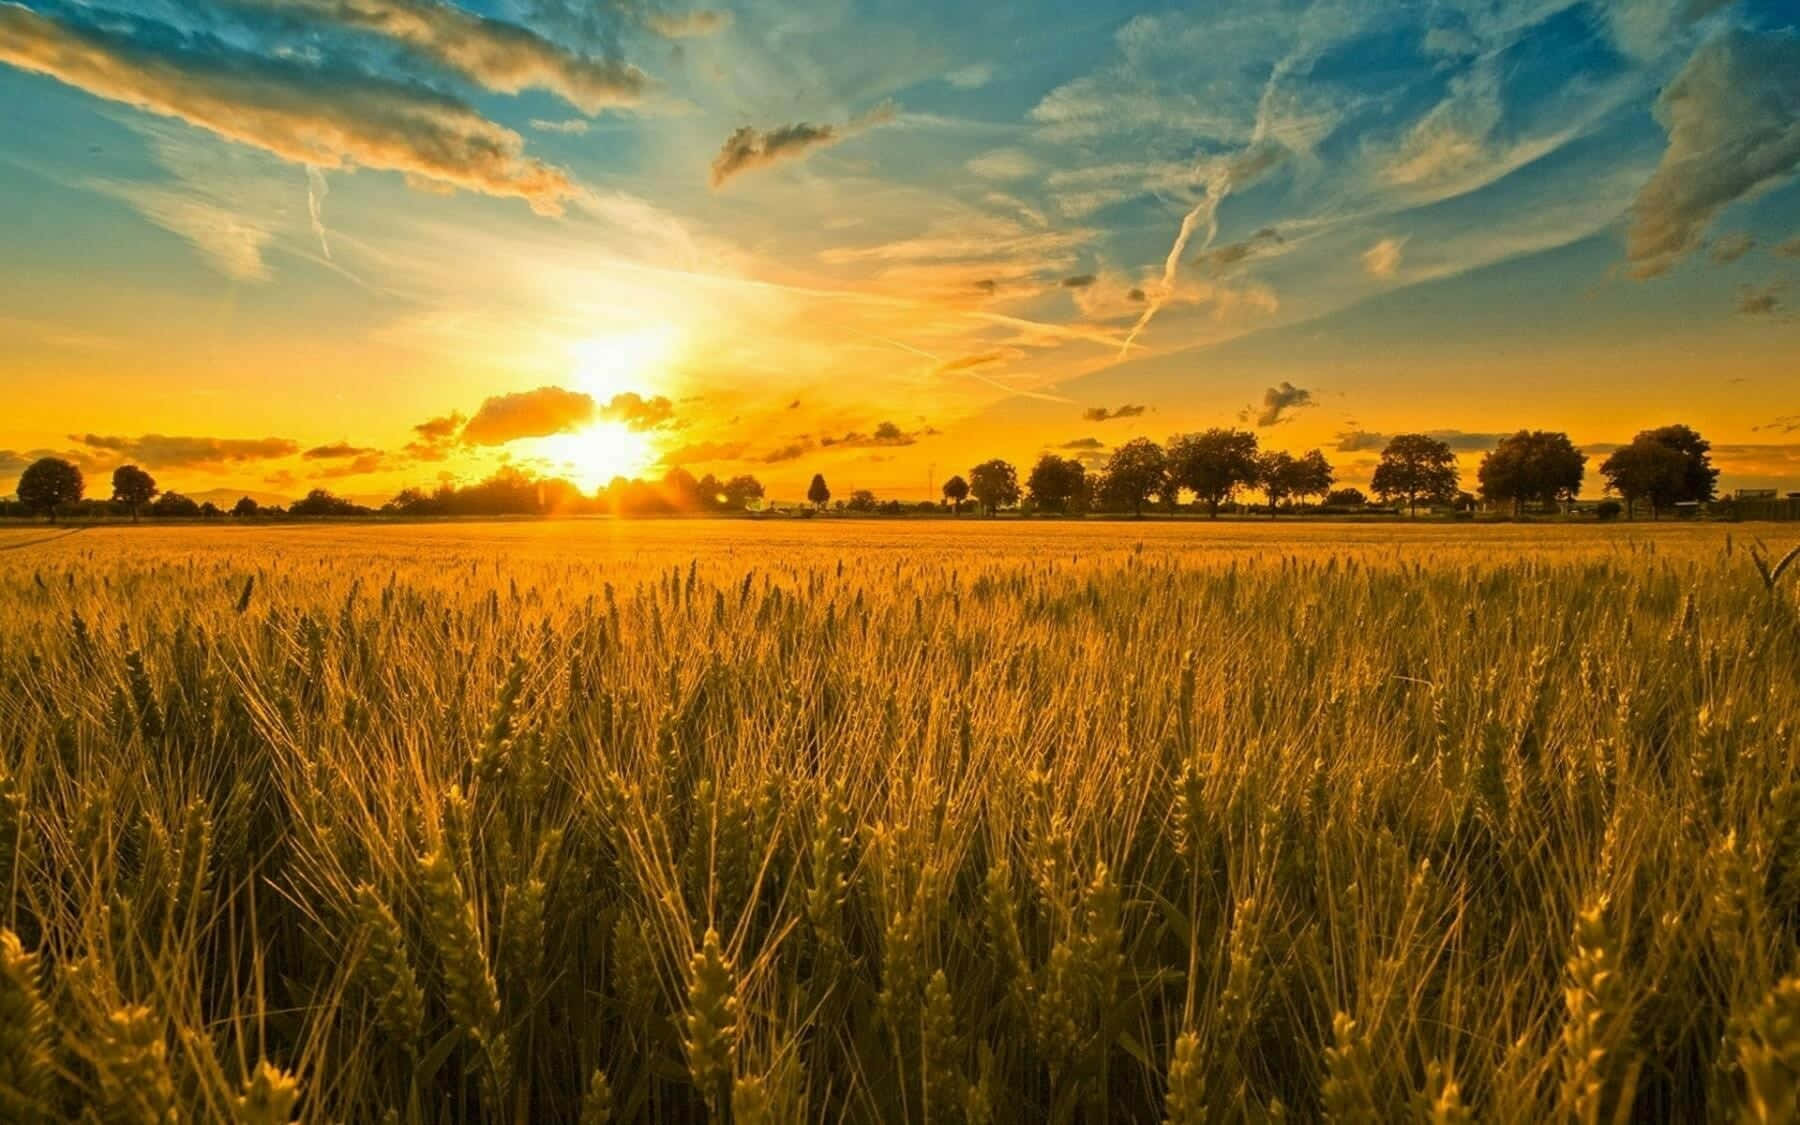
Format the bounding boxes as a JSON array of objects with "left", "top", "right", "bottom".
[{"left": 306, "top": 165, "right": 332, "bottom": 260}]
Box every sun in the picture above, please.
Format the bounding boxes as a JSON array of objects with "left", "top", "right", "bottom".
[{"left": 533, "top": 324, "right": 680, "bottom": 490}]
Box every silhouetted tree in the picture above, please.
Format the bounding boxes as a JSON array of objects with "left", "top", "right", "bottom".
[
  {"left": 942, "top": 474, "right": 970, "bottom": 515},
  {"left": 1255, "top": 450, "right": 1297, "bottom": 515},
  {"left": 722, "top": 474, "right": 765, "bottom": 510},
  {"left": 847, "top": 489, "right": 878, "bottom": 512},
  {"left": 110, "top": 464, "right": 157, "bottom": 522},
  {"left": 1168, "top": 429, "right": 1259, "bottom": 518},
  {"left": 1292, "top": 449, "right": 1334, "bottom": 507},
  {"left": 1325, "top": 487, "right": 1366, "bottom": 507},
  {"left": 1026, "top": 453, "right": 1087, "bottom": 514},
  {"left": 1371, "top": 434, "right": 1459, "bottom": 516},
  {"left": 232, "top": 496, "right": 261, "bottom": 517},
  {"left": 968, "top": 459, "right": 1020, "bottom": 516},
  {"left": 17, "top": 457, "right": 83, "bottom": 523},
  {"left": 808, "top": 473, "right": 831, "bottom": 510},
  {"left": 290, "top": 488, "right": 366, "bottom": 517},
  {"left": 1600, "top": 424, "right": 1718, "bottom": 518},
  {"left": 1479, "top": 430, "right": 1585, "bottom": 516},
  {"left": 150, "top": 491, "right": 201, "bottom": 518},
  {"left": 1097, "top": 439, "right": 1167, "bottom": 517}
]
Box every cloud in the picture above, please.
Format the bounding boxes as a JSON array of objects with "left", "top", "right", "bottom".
[
  {"left": 1242, "top": 381, "right": 1314, "bottom": 427},
  {"left": 1333, "top": 429, "right": 1506, "bottom": 454},
  {"left": 460, "top": 386, "right": 596, "bottom": 445},
  {"left": 1197, "top": 227, "right": 1282, "bottom": 274},
  {"left": 0, "top": 4, "right": 580, "bottom": 214},
  {"left": 966, "top": 147, "right": 1037, "bottom": 181},
  {"left": 1738, "top": 282, "right": 1784, "bottom": 317},
  {"left": 709, "top": 102, "right": 896, "bottom": 188},
  {"left": 531, "top": 118, "right": 590, "bottom": 135},
  {"left": 1776, "top": 236, "right": 1800, "bottom": 259},
  {"left": 102, "top": 184, "right": 275, "bottom": 282},
  {"left": 268, "top": 0, "right": 646, "bottom": 113},
  {"left": 1061, "top": 274, "right": 1096, "bottom": 288},
  {"left": 599, "top": 391, "right": 675, "bottom": 431},
  {"left": 310, "top": 451, "right": 387, "bottom": 478},
  {"left": 644, "top": 9, "right": 732, "bottom": 38},
  {"left": 1082, "top": 404, "right": 1146, "bottom": 422},
  {"left": 1627, "top": 31, "right": 1800, "bottom": 279},
  {"left": 1753, "top": 415, "right": 1800, "bottom": 435},
  {"left": 1059, "top": 437, "right": 1105, "bottom": 451},
  {"left": 759, "top": 441, "right": 811, "bottom": 464},
  {"left": 303, "top": 442, "right": 380, "bottom": 459},
  {"left": 944, "top": 63, "right": 993, "bottom": 89},
  {"left": 70, "top": 432, "right": 299, "bottom": 469},
  {"left": 1362, "top": 236, "right": 1407, "bottom": 279},
  {"left": 820, "top": 421, "right": 936, "bottom": 449},
  {"left": 1710, "top": 232, "right": 1756, "bottom": 263},
  {"left": 660, "top": 439, "right": 750, "bottom": 466}
]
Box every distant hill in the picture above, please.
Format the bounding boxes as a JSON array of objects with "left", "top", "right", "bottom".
[{"left": 186, "top": 488, "right": 293, "bottom": 509}]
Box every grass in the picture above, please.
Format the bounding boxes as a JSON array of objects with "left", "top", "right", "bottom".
[{"left": 1, "top": 519, "right": 1797, "bottom": 1122}]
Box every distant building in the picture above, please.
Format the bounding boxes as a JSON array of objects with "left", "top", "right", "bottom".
[{"left": 1737, "top": 488, "right": 1779, "bottom": 500}]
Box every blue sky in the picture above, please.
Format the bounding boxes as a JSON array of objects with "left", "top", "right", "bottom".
[{"left": 2, "top": 0, "right": 1797, "bottom": 498}]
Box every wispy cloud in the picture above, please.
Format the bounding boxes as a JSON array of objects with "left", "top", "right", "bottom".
[
  {"left": 1242, "top": 381, "right": 1313, "bottom": 427},
  {"left": 710, "top": 103, "right": 898, "bottom": 188}
]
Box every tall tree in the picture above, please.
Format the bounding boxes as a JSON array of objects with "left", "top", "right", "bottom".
[
  {"left": 110, "top": 464, "right": 158, "bottom": 522},
  {"left": 1255, "top": 450, "right": 1297, "bottom": 516},
  {"left": 1599, "top": 439, "right": 1687, "bottom": 519},
  {"left": 968, "top": 459, "right": 1020, "bottom": 516},
  {"left": 1292, "top": 449, "right": 1334, "bottom": 507},
  {"left": 941, "top": 474, "right": 970, "bottom": 516},
  {"left": 1098, "top": 439, "right": 1167, "bottom": 517},
  {"left": 1026, "top": 454, "right": 1086, "bottom": 515},
  {"left": 1478, "top": 430, "right": 1586, "bottom": 516},
  {"left": 722, "top": 475, "right": 765, "bottom": 510},
  {"left": 1370, "top": 434, "right": 1459, "bottom": 516},
  {"left": 1167, "top": 429, "right": 1260, "bottom": 518},
  {"left": 1599, "top": 424, "right": 1718, "bottom": 519},
  {"left": 807, "top": 473, "right": 831, "bottom": 510},
  {"left": 17, "top": 457, "right": 84, "bottom": 523}
]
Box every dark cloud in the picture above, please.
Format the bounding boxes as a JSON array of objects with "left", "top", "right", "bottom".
[
  {"left": 599, "top": 391, "right": 675, "bottom": 431},
  {"left": 709, "top": 102, "right": 895, "bottom": 188},
  {"left": 1058, "top": 437, "right": 1105, "bottom": 450},
  {"left": 1753, "top": 415, "right": 1800, "bottom": 434},
  {"left": 759, "top": 441, "right": 811, "bottom": 464},
  {"left": 1197, "top": 226, "right": 1283, "bottom": 273},
  {"left": 936, "top": 351, "right": 1008, "bottom": 374},
  {"left": 1333, "top": 429, "right": 1507, "bottom": 454},
  {"left": 1061, "top": 273, "right": 1096, "bottom": 288},
  {"left": 0, "top": 4, "right": 580, "bottom": 214},
  {"left": 1627, "top": 30, "right": 1800, "bottom": 278},
  {"left": 310, "top": 451, "right": 387, "bottom": 478},
  {"left": 460, "top": 386, "right": 596, "bottom": 445},
  {"left": 71, "top": 432, "right": 299, "bottom": 469},
  {"left": 973, "top": 279, "right": 998, "bottom": 294},
  {"left": 1738, "top": 282, "right": 1784, "bottom": 316},
  {"left": 303, "top": 441, "right": 380, "bottom": 460},
  {"left": 1777, "top": 236, "right": 1800, "bottom": 259},
  {"left": 1710, "top": 232, "right": 1757, "bottom": 263},
  {"left": 1126, "top": 287, "right": 1146, "bottom": 302},
  {"left": 1242, "top": 381, "right": 1314, "bottom": 427},
  {"left": 263, "top": 0, "right": 647, "bottom": 112},
  {"left": 1082, "top": 404, "right": 1146, "bottom": 422},
  {"left": 820, "top": 421, "right": 936, "bottom": 449},
  {"left": 659, "top": 439, "right": 750, "bottom": 466},
  {"left": 404, "top": 411, "right": 464, "bottom": 460}
]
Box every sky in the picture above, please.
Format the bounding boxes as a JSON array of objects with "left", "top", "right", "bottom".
[{"left": 2, "top": 0, "right": 1798, "bottom": 503}]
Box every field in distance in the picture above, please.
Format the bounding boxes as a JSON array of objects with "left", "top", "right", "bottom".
[{"left": 2, "top": 520, "right": 1796, "bottom": 1122}]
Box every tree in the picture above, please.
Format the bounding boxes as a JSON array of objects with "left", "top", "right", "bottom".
[
  {"left": 1168, "top": 429, "right": 1259, "bottom": 517},
  {"left": 722, "top": 475, "right": 765, "bottom": 510},
  {"left": 1254, "top": 450, "right": 1299, "bottom": 515},
  {"left": 1325, "top": 487, "right": 1366, "bottom": 507},
  {"left": 847, "top": 489, "right": 878, "bottom": 512},
  {"left": 232, "top": 496, "right": 261, "bottom": 517},
  {"left": 1599, "top": 438, "right": 1688, "bottom": 519},
  {"left": 968, "top": 459, "right": 1020, "bottom": 516},
  {"left": 1370, "top": 434, "right": 1459, "bottom": 516},
  {"left": 111, "top": 464, "right": 158, "bottom": 522},
  {"left": 17, "top": 457, "right": 83, "bottom": 523},
  {"left": 1600, "top": 424, "right": 1718, "bottom": 518},
  {"left": 1292, "top": 449, "right": 1334, "bottom": 507},
  {"left": 1098, "top": 439, "right": 1168, "bottom": 517},
  {"left": 1478, "top": 430, "right": 1585, "bottom": 516},
  {"left": 1026, "top": 454, "right": 1087, "bottom": 515},
  {"left": 807, "top": 473, "right": 831, "bottom": 510},
  {"left": 150, "top": 491, "right": 201, "bottom": 518},
  {"left": 942, "top": 474, "right": 970, "bottom": 515}
]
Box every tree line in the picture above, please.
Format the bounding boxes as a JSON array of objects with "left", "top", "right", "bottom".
[{"left": 4, "top": 424, "right": 1723, "bottom": 523}]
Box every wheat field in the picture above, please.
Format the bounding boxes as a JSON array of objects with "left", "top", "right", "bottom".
[{"left": 2, "top": 520, "right": 1797, "bottom": 1123}]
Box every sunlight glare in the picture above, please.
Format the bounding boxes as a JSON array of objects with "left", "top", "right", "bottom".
[{"left": 537, "top": 421, "right": 657, "bottom": 492}]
